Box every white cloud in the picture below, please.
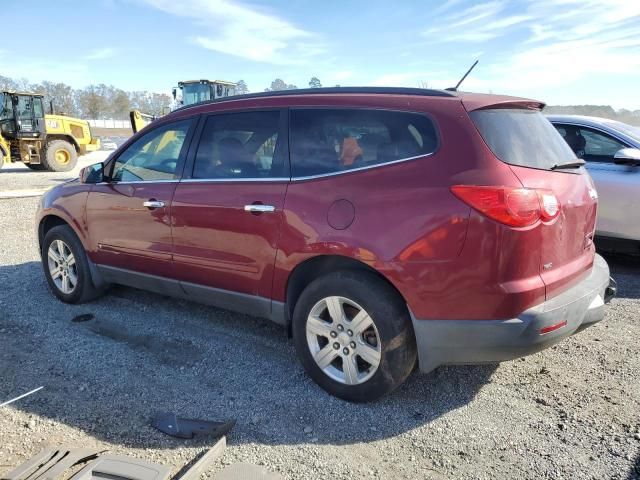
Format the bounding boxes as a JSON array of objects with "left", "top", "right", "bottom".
[
  {"left": 84, "top": 47, "right": 116, "bottom": 60},
  {"left": 139, "top": 0, "right": 325, "bottom": 65},
  {"left": 414, "top": 0, "right": 640, "bottom": 105},
  {"left": 424, "top": 1, "right": 531, "bottom": 43}
]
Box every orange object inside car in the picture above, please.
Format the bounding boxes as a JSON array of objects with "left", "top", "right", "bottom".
[{"left": 340, "top": 137, "right": 363, "bottom": 166}]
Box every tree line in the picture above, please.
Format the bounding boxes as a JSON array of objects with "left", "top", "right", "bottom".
[
  {"left": 0, "top": 74, "right": 173, "bottom": 120},
  {"left": 0, "top": 75, "right": 327, "bottom": 120},
  {"left": 5, "top": 73, "right": 636, "bottom": 126}
]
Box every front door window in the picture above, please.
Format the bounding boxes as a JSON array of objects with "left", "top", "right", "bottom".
[{"left": 111, "top": 119, "right": 193, "bottom": 181}]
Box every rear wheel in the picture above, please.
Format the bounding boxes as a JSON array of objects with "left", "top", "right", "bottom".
[
  {"left": 292, "top": 270, "right": 417, "bottom": 402},
  {"left": 43, "top": 140, "right": 77, "bottom": 172},
  {"left": 41, "top": 225, "right": 105, "bottom": 303}
]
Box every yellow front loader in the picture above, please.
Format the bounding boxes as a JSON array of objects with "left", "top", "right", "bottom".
[{"left": 0, "top": 91, "right": 100, "bottom": 172}]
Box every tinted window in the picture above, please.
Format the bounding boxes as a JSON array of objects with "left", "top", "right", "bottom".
[
  {"left": 553, "top": 124, "right": 627, "bottom": 163},
  {"left": 471, "top": 109, "right": 575, "bottom": 170},
  {"left": 290, "top": 109, "right": 437, "bottom": 177},
  {"left": 581, "top": 128, "right": 626, "bottom": 159},
  {"left": 112, "top": 119, "right": 192, "bottom": 182},
  {"left": 193, "top": 111, "right": 283, "bottom": 179}
]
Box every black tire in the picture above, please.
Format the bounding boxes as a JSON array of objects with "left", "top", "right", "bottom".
[
  {"left": 292, "top": 270, "right": 417, "bottom": 402},
  {"left": 25, "top": 163, "right": 46, "bottom": 171},
  {"left": 43, "top": 139, "right": 77, "bottom": 172},
  {"left": 41, "top": 225, "right": 105, "bottom": 303}
]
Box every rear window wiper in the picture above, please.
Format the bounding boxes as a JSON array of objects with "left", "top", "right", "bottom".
[{"left": 550, "top": 160, "right": 585, "bottom": 170}]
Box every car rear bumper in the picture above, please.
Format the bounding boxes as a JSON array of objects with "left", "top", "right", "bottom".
[{"left": 411, "top": 254, "right": 613, "bottom": 373}]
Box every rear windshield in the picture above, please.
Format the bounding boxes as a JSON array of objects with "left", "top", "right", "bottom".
[{"left": 470, "top": 109, "right": 576, "bottom": 170}]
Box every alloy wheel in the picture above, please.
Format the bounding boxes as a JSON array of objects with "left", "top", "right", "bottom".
[
  {"left": 47, "top": 239, "right": 77, "bottom": 294},
  {"left": 305, "top": 296, "right": 381, "bottom": 385}
]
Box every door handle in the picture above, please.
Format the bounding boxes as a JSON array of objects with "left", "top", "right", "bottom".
[
  {"left": 143, "top": 200, "right": 165, "bottom": 209},
  {"left": 244, "top": 204, "right": 275, "bottom": 213}
]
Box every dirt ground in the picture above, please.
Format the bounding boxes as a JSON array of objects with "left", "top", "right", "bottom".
[{"left": 0, "top": 162, "right": 638, "bottom": 479}]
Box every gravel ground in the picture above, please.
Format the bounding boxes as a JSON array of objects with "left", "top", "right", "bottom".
[
  {"left": 0, "top": 152, "right": 110, "bottom": 196},
  {"left": 0, "top": 167, "right": 639, "bottom": 479}
]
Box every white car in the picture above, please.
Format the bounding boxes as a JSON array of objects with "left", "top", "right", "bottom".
[
  {"left": 548, "top": 115, "right": 640, "bottom": 252},
  {"left": 100, "top": 138, "right": 118, "bottom": 150}
]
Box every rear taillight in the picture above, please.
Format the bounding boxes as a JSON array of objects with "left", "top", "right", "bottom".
[{"left": 451, "top": 185, "right": 560, "bottom": 227}]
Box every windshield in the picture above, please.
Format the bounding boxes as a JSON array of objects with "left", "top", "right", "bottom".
[
  {"left": 181, "top": 83, "right": 211, "bottom": 106},
  {"left": 0, "top": 93, "right": 12, "bottom": 121},
  {"left": 604, "top": 120, "right": 640, "bottom": 143},
  {"left": 470, "top": 109, "right": 577, "bottom": 170}
]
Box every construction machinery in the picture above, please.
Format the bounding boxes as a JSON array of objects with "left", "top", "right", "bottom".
[
  {"left": 130, "top": 80, "right": 237, "bottom": 133},
  {"left": 0, "top": 91, "right": 100, "bottom": 172}
]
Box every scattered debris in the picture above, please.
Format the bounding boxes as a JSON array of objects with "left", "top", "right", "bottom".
[
  {"left": 1, "top": 447, "right": 102, "bottom": 480},
  {"left": 151, "top": 412, "right": 236, "bottom": 439},
  {"left": 72, "top": 455, "right": 170, "bottom": 480},
  {"left": 1, "top": 438, "right": 280, "bottom": 480},
  {"left": 0, "top": 386, "right": 44, "bottom": 408},
  {"left": 176, "top": 436, "right": 226, "bottom": 480}
]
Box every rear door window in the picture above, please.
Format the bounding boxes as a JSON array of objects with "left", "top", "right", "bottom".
[
  {"left": 289, "top": 109, "right": 438, "bottom": 177},
  {"left": 192, "top": 110, "right": 285, "bottom": 179},
  {"left": 470, "top": 109, "right": 575, "bottom": 170}
]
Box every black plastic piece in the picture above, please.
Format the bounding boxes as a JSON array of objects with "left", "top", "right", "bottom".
[
  {"left": 151, "top": 412, "right": 236, "bottom": 439},
  {"left": 605, "top": 277, "right": 617, "bottom": 303}
]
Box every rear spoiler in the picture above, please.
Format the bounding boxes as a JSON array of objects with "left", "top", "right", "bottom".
[{"left": 459, "top": 93, "right": 545, "bottom": 112}]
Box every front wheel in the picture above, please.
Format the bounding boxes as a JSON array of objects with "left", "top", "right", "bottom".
[
  {"left": 292, "top": 271, "right": 417, "bottom": 402},
  {"left": 43, "top": 140, "right": 77, "bottom": 172},
  {"left": 41, "top": 225, "right": 105, "bottom": 303}
]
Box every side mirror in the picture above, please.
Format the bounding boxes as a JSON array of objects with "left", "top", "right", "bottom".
[
  {"left": 80, "top": 162, "right": 104, "bottom": 184},
  {"left": 614, "top": 148, "right": 640, "bottom": 166}
]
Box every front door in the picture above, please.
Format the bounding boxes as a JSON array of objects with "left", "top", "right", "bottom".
[
  {"left": 86, "top": 117, "right": 196, "bottom": 278},
  {"left": 171, "top": 110, "right": 289, "bottom": 312}
]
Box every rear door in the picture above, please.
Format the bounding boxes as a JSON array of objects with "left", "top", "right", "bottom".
[
  {"left": 553, "top": 123, "right": 639, "bottom": 241},
  {"left": 170, "top": 109, "right": 289, "bottom": 313},
  {"left": 470, "top": 109, "right": 598, "bottom": 299},
  {"left": 86, "top": 118, "right": 195, "bottom": 278}
]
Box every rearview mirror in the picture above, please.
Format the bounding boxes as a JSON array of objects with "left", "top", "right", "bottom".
[
  {"left": 614, "top": 148, "right": 640, "bottom": 166},
  {"left": 79, "top": 162, "right": 104, "bottom": 183}
]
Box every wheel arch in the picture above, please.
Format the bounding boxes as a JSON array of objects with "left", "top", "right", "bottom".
[
  {"left": 284, "top": 254, "right": 408, "bottom": 334},
  {"left": 38, "top": 213, "right": 105, "bottom": 289},
  {"left": 38, "top": 214, "right": 73, "bottom": 251}
]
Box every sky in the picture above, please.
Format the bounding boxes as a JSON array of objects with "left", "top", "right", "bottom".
[{"left": 1, "top": 0, "right": 639, "bottom": 108}]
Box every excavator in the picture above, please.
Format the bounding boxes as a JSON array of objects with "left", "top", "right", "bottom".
[
  {"left": 0, "top": 90, "right": 100, "bottom": 172},
  {"left": 130, "top": 80, "right": 237, "bottom": 133}
]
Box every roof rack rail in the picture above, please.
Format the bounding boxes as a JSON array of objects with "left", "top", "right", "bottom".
[{"left": 174, "top": 86, "right": 456, "bottom": 113}]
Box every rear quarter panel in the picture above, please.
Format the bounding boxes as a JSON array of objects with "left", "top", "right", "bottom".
[{"left": 271, "top": 95, "right": 534, "bottom": 319}]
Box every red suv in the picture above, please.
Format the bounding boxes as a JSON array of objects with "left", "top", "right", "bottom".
[{"left": 36, "top": 87, "right": 615, "bottom": 401}]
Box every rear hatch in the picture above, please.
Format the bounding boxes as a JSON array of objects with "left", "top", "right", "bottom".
[{"left": 469, "top": 107, "right": 598, "bottom": 299}]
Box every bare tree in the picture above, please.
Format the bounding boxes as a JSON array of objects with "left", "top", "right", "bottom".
[
  {"left": 31, "top": 81, "right": 78, "bottom": 116},
  {"left": 76, "top": 85, "right": 108, "bottom": 119},
  {"left": 236, "top": 80, "right": 249, "bottom": 95}
]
